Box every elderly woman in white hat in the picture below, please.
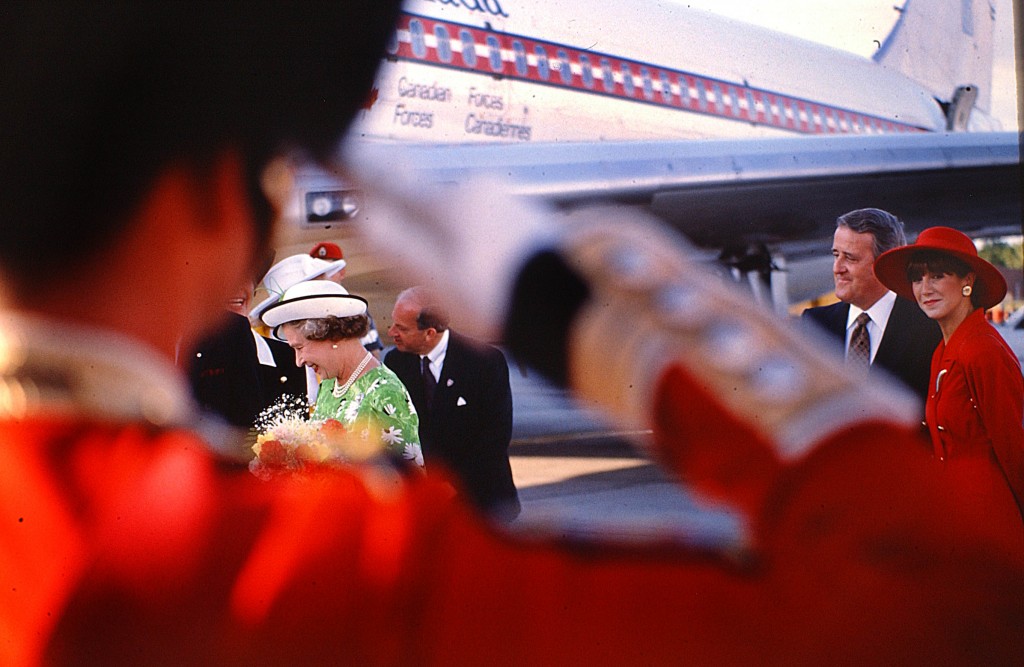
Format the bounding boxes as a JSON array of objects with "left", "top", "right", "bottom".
[
  {"left": 262, "top": 280, "right": 423, "bottom": 468},
  {"left": 251, "top": 251, "right": 384, "bottom": 358},
  {"left": 874, "top": 226, "right": 1023, "bottom": 522}
]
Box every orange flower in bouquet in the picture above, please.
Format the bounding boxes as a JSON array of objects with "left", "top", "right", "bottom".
[{"left": 249, "top": 395, "right": 385, "bottom": 479}]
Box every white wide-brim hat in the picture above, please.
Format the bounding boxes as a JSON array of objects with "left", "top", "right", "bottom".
[
  {"left": 261, "top": 280, "right": 367, "bottom": 339},
  {"left": 249, "top": 253, "right": 347, "bottom": 322}
]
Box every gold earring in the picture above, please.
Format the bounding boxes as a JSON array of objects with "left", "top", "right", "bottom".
[{"left": 961, "top": 285, "right": 973, "bottom": 297}]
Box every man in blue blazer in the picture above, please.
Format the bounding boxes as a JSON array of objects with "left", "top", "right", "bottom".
[
  {"left": 385, "top": 286, "right": 521, "bottom": 520},
  {"left": 802, "top": 208, "right": 941, "bottom": 407}
]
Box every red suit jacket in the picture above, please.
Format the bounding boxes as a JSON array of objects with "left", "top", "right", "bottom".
[{"left": 924, "top": 308, "right": 1024, "bottom": 513}]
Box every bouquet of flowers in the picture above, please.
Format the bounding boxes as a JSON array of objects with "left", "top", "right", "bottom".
[{"left": 248, "top": 395, "right": 380, "bottom": 480}]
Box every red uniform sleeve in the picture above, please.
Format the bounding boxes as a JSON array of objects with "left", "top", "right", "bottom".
[
  {"left": 962, "top": 333, "right": 1024, "bottom": 509},
  {"left": 24, "top": 390, "right": 1024, "bottom": 665}
]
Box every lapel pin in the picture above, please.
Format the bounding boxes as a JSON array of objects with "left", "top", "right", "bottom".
[{"left": 446, "top": 379, "right": 454, "bottom": 387}]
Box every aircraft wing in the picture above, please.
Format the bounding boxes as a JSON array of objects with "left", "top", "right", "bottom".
[
  {"left": 292, "top": 131, "right": 1018, "bottom": 306},
  {"left": 342, "top": 131, "right": 1020, "bottom": 250}
]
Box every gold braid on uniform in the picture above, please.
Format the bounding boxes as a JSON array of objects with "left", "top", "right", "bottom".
[{"left": 554, "top": 207, "right": 920, "bottom": 462}]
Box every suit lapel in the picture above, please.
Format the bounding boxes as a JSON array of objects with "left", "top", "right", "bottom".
[
  {"left": 391, "top": 350, "right": 429, "bottom": 411},
  {"left": 875, "top": 298, "right": 912, "bottom": 366},
  {"left": 435, "top": 334, "right": 462, "bottom": 408},
  {"left": 832, "top": 303, "right": 850, "bottom": 338}
]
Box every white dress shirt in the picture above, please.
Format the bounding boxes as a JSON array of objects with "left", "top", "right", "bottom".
[
  {"left": 845, "top": 291, "right": 897, "bottom": 364},
  {"left": 420, "top": 329, "right": 450, "bottom": 383}
]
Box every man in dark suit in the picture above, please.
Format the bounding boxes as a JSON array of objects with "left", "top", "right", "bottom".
[
  {"left": 802, "top": 208, "right": 941, "bottom": 405},
  {"left": 385, "top": 286, "right": 521, "bottom": 521},
  {"left": 188, "top": 311, "right": 267, "bottom": 430},
  {"left": 188, "top": 283, "right": 309, "bottom": 438}
]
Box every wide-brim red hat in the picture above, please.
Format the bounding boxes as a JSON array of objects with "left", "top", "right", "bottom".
[{"left": 874, "top": 226, "right": 1007, "bottom": 310}]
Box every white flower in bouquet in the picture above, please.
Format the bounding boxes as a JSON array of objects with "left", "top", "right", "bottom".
[{"left": 249, "top": 394, "right": 384, "bottom": 479}]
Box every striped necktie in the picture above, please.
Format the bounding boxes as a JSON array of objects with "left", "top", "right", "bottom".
[{"left": 847, "top": 312, "right": 871, "bottom": 367}]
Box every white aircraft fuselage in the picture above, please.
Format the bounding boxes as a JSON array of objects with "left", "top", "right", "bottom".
[{"left": 348, "top": 0, "right": 996, "bottom": 145}]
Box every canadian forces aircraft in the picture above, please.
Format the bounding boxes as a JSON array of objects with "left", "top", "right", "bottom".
[{"left": 279, "top": 0, "right": 1019, "bottom": 309}]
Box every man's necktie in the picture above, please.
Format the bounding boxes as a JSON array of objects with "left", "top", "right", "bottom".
[
  {"left": 421, "top": 356, "right": 437, "bottom": 403},
  {"left": 847, "top": 312, "right": 872, "bottom": 367}
]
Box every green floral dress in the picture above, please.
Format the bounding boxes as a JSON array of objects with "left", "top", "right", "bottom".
[{"left": 312, "top": 364, "right": 423, "bottom": 467}]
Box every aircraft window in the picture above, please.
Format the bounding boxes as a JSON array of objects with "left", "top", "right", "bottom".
[
  {"left": 712, "top": 83, "right": 723, "bottom": 113},
  {"left": 687, "top": 79, "right": 699, "bottom": 107},
  {"left": 513, "top": 41, "right": 527, "bottom": 75},
  {"left": 487, "top": 36, "right": 502, "bottom": 72},
  {"left": 639, "top": 67, "right": 653, "bottom": 100},
  {"left": 600, "top": 58, "right": 614, "bottom": 92},
  {"left": 535, "top": 46, "right": 550, "bottom": 80},
  {"left": 580, "top": 55, "right": 594, "bottom": 88},
  {"left": 459, "top": 30, "right": 477, "bottom": 67},
  {"left": 660, "top": 72, "right": 672, "bottom": 103},
  {"left": 961, "top": 0, "right": 974, "bottom": 36},
  {"left": 622, "top": 64, "right": 635, "bottom": 96},
  {"left": 410, "top": 20, "right": 426, "bottom": 59},
  {"left": 695, "top": 79, "right": 707, "bottom": 110},
  {"left": 435, "top": 25, "right": 452, "bottom": 63},
  {"left": 557, "top": 49, "right": 572, "bottom": 84}
]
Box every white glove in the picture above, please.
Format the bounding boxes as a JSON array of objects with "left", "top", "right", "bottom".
[{"left": 342, "top": 143, "right": 556, "bottom": 341}]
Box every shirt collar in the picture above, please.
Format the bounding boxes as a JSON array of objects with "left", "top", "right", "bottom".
[
  {"left": 252, "top": 329, "right": 277, "bottom": 366},
  {"left": 847, "top": 291, "right": 897, "bottom": 332},
  {"left": 941, "top": 308, "right": 989, "bottom": 359},
  {"left": 423, "top": 328, "right": 450, "bottom": 366}
]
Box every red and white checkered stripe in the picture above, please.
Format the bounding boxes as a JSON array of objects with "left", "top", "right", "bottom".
[{"left": 388, "top": 12, "right": 927, "bottom": 136}]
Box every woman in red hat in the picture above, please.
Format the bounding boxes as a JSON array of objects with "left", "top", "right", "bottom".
[{"left": 875, "top": 227, "right": 1024, "bottom": 520}]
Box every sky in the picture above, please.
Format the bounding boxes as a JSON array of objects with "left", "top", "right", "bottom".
[{"left": 676, "top": 0, "right": 1019, "bottom": 131}]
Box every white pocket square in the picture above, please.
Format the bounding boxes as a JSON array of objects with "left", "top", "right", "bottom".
[{"left": 456, "top": 396, "right": 467, "bottom": 406}]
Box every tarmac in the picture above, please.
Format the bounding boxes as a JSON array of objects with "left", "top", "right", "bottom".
[{"left": 506, "top": 362, "right": 745, "bottom": 550}]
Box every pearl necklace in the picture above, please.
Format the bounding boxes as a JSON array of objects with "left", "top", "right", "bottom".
[{"left": 332, "top": 352, "right": 373, "bottom": 398}]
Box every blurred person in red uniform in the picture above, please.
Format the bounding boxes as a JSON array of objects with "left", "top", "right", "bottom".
[
  {"left": 1, "top": 4, "right": 1023, "bottom": 667},
  {"left": 875, "top": 227, "right": 1024, "bottom": 520}
]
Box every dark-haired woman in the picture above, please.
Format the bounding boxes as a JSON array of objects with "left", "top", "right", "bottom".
[
  {"left": 262, "top": 280, "right": 423, "bottom": 468},
  {"left": 875, "top": 227, "right": 1024, "bottom": 519}
]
